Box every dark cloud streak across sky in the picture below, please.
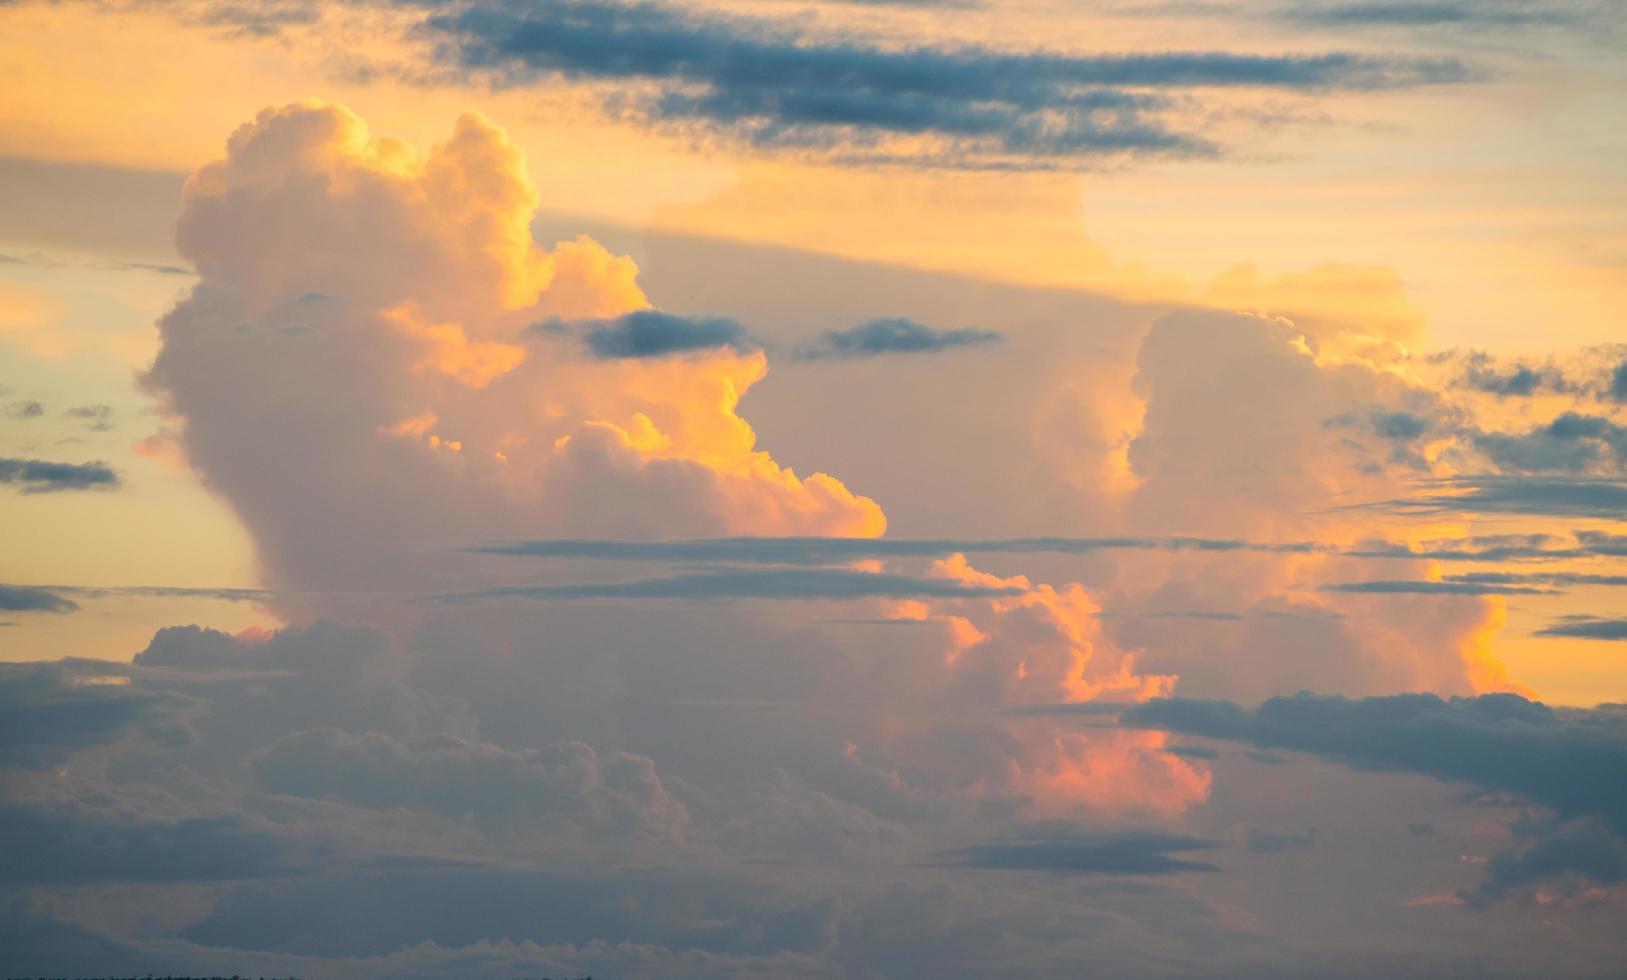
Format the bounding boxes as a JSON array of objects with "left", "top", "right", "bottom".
[{"left": 418, "top": 0, "right": 1474, "bottom": 166}]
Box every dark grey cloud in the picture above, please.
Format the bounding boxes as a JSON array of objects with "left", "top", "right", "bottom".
[
  {"left": 1534, "top": 616, "right": 1627, "bottom": 641},
  {"left": 419, "top": 0, "right": 1472, "bottom": 167},
  {"left": 1245, "top": 826, "right": 1319, "bottom": 854},
  {"left": 200, "top": 0, "right": 323, "bottom": 38},
  {"left": 552, "top": 309, "right": 757, "bottom": 359},
  {"left": 64, "top": 403, "right": 114, "bottom": 431},
  {"left": 474, "top": 534, "right": 1323, "bottom": 564},
  {"left": 0, "top": 456, "right": 118, "bottom": 493},
  {"left": 181, "top": 864, "right": 838, "bottom": 962},
  {"left": 1368, "top": 477, "right": 1627, "bottom": 519},
  {"left": 1466, "top": 364, "right": 1550, "bottom": 397},
  {"left": 429, "top": 566, "right": 1027, "bottom": 603},
  {"left": 793, "top": 317, "right": 1002, "bottom": 360},
  {"left": 1444, "top": 350, "right": 1574, "bottom": 397},
  {"left": 1347, "top": 530, "right": 1627, "bottom": 562},
  {"left": 0, "top": 595, "right": 1617, "bottom": 971},
  {"left": 1283, "top": 1, "right": 1575, "bottom": 28},
  {"left": 1370, "top": 410, "right": 1428, "bottom": 441},
  {"left": 1610, "top": 358, "right": 1627, "bottom": 402},
  {"left": 1122, "top": 692, "right": 1627, "bottom": 832},
  {"left": 1003, "top": 701, "right": 1140, "bottom": 718},
  {"left": 54, "top": 583, "right": 276, "bottom": 603},
  {"left": 0, "top": 582, "right": 272, "bottom": 612},
  {"left": 1118, "top": 609, "right": 1247, "bottom": 621},
  {"left": 1448, "top": 572, "right": 1627, "bottom": 589},
  {"left": 120, "top": 260, "right": 192, "bottom": 276},
  {"left": 0, "top": 900, "right": 140, "bottom": 980},
  {"left": 0, "top": 660, "right": 192, "bottom": 769},
  {"left": 253, "top": 727, "right": 684, "bottom": 839},
  {"left": 1473, "top": 413, "right": 1627, "bottom": 474},
  {"left": 0, "top": 584, "right": 77, "bottom": 613},
  {"left": 1324, "top": 406, "right": 1451, "bottom": 469},
  {"left": 0, "top": 250, "right": 192, "bottom": 277},
  {"left": 828, "top": 0, "right": 977, "bottom": 6},
  {"left": 4, "top": 399, "right": 43, "bottom": 419},
  {"left": 944, "top": 827, "right": 1222, "bottom": 874},
  {"left": 0, "top": 800, "right": 291, "bottom": 883},
  {"left": 1322, "top": 579, "right": 1555, "bottom": 596},
  {"left": 1463, "top": 817, "right": 1627, "bottom": 907},
  {"left": 130, "top": 621, "right": 466, "bottom": 754}
]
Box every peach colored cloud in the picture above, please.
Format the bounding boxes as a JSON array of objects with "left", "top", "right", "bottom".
[{"left": 145, "top": 101, "right": 883, "bottom": 603}]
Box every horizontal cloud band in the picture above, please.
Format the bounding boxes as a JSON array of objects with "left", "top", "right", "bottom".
[
  {"left": 473, "top": 535, "right": 1325, "bottom": 563},
  {"left": 425, "top": 566, "right": 1027, "bottom": 603},
  {"left": 421, "top": 0, "right": 1473, "bottom": 165},
  {"left": 1120, "top": 692, "right": 1627, "bottom": 832},
  {"left": 0, "top": 457, "right": 118, "bottom": 493}
]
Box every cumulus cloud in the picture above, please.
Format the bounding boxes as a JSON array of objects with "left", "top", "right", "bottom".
[
  {"left": 1204, "top": 261, "right": 1428, "bottom": 355},
  {"left": 131, "top": 621, "right": 473, "bottom": 757},
  {"left": 0, "top": 457, "right": 118, "bottom": 493},
  {"left": 110, "top": 111, "right": 1222, "bottom": 932},
  {"left": 142, "top": 101, "right": 883, "bottom": 601},
  {"left": 12, "top": 86, "right": 1627, "bottom": 976},
  {"left": 793, "top": 318, "right": 1003, "bottom": 360},
  {"left": 1111, "top": 308, "right": 1521, "bottom": 698},
  {"left": 1125, "top": 310, "right": 1436, "bottom": 536},
  {"left": 254, "top": 728, "right": 687, "bottom": 840}
]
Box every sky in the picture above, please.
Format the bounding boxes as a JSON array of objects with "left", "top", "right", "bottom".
[{"left": 1, "top": 0, "right": 1626, "bottom": 976}]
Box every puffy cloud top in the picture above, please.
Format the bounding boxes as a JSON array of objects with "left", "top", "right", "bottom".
[{"left": 144, "top": 101, "right": 884, "bottom": 603}]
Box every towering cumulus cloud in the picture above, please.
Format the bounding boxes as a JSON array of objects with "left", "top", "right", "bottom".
[
  {"left": 131, "top": 104, "right": 1205, "bottom": 851},
  {"left": 145, "top": 102, "right": 883, "bottom": 602}
]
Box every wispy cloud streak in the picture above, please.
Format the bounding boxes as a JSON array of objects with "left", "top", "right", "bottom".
[
  {"left": 426, "top": 566, "right": 1028, "bottom": 603},
  {"left": 419, "top": 0, "right": 1473, "bottom": 166}
]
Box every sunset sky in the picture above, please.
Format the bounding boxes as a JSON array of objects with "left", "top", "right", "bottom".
[{"left": 2, "top": 1, "right": 1626, "bottom": 976}]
